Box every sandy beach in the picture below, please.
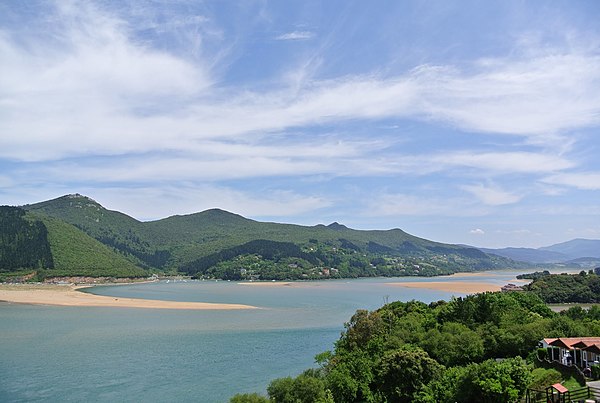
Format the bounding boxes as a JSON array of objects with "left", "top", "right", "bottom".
[
  {"left": 389, "top": 281, "right": 501, "bottom": 294},
  {"left": 0, "top": 284, "right": 257, "bottom": 310}
]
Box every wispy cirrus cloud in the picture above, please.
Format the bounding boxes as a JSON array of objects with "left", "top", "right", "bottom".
[
  {"left": 2, "top": 1, "right": 600, "bottom": 247},
  {"left": 275, "top": 31, "right": 315, "bottom": 40},
  {"left": 462, "top": 183, "right": 522, "bottom": 206},
  {"left": 429, "top": 151, "right": 574, "bottom": 174},
  {"left": 542, "top": 172, "right": 600, "bottom": 190},
  {"left": 365, "top": 193, "right": 489, "bottom": 217},
  {"left": 2, "top": 3, "right": 599, "bottom": 164},
  {"left": 93, "top": 185, "right": 332, "bottom": 220}
]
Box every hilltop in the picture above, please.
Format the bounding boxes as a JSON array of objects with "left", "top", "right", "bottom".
[{"left": 2, "top": 194, "right": 523, "bottom": 280}]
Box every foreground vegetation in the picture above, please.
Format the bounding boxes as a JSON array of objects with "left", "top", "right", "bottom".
[{"left": 231, "top": 291, "right": 600, "bottom": 402}]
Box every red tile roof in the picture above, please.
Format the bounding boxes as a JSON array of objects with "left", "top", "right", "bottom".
[{"left": 549, "top": 337, "right": 600, "bottom": 349}]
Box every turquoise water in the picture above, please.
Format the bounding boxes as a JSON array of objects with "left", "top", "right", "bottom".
[{"left": 0, "top": 271, "right": 558, "bottom": 402}]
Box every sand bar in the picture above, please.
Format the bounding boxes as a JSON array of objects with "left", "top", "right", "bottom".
[
  {"left": 389, "top": 281, "right": 501, "bottom": 294},
  {"left": 0, "top": 284, "right": 257, "bottom": 310}
]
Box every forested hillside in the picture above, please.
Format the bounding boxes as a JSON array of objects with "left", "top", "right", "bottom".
[
  {"left": 18, "top": 194, "right": 522, "bottom": 280},
  {"left": 38, "top": 215, "right": 147, "bottom": 279},
  {"left": 24, "top": 194, "right": 168, "bottom": 270},
  {"left": 0, "top": 206, "right": 54, "bottom": 271},
  {"left": 231, "top": 291, "right": 600, "bottom": 402},
  {"left": 0, "top": 205, "right": 147, "bottom": 280},
  {"left": 525, "top": 271, "right": 600, "bottom": 303}
]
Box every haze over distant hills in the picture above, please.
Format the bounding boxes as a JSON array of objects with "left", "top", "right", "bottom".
[
  {"left": 477, "top": 239, "right": 600, "bottom": 265},
  {"left": 0, "top": 193, "right": 522, "bottom": 280}
]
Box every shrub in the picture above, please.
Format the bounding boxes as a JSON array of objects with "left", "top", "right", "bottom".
[
  {"left": 537, "top": 348, "right": 548, "bottom": 360},
  {"left": 591, "top": 365, "right": 600, "bottom": 380}
]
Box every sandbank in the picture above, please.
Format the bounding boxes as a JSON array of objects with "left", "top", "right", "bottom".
[
  {"left": 389, "top": 281, "right": 501, "bottom": 294},
  {"left": 0, "top": 284, "right": 257, "bottom": 310}
]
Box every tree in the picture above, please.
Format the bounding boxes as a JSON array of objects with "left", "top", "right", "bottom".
[
  {"left": 325, "top": 352, "right": 376, "bottom": 402},
  {"left": 267, "top": 377, "right": 295, "bottom": 402},
  {"left": 374, "top": 347, "right": 443, "bottom": 402},
  {"left": 337, "top": 309, "right": 385, "bottom": 352},
  {"left": 421, "top": 322, "right": 484, "bottom": 366},
  {"left": 459, "top": 358, "right": 531, "bottom": 403},
  {"left": 419, "top": 358, "right": 530, "bottom": 403},
  {"left": 229, "top": 393, "right": 269, "bottom": 403},
  {"left": 267, "top": 374, "right": 330, "bottom": 403}
]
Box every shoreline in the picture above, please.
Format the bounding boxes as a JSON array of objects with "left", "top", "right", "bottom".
[{"left": 0, "top": 284, "right": 258, "bottom": 310}]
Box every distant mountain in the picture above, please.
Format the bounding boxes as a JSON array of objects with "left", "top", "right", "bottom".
[
  {"left": 1, "top": 193, "right": 525, "bottom": 280},
  {"left": 539, "top": 239, "right": 600, "bottom": 260},
  {"left": 477, "top": 247, "right": 568, "bottom": 264},
  {"left": 476, "top": 238, "right": 600, "bottom": 265}
]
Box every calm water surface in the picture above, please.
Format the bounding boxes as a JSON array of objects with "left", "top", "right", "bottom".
[{"left": 0, "top": 271, "right": 563, "bottom": 402}]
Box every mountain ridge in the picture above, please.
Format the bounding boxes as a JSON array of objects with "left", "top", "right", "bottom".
[
  {"left": 1, "top": 193, "right": 529, "bottom": 279},
  {"left": 476, "top": 239, "right": 600, "bottom": 265}
]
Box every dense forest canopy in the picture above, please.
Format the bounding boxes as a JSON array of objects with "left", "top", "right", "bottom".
[
  {"left": 525, "top": 271, "right": 600, "bottom": 303},
  {"left": 0, "top": 206, "right": 53, "bottom": 271},
  {"left": 231, "top": 291, "right": 600, "bottom": 402}
]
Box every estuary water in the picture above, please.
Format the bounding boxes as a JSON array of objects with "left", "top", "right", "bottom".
[{"left": 0, "top": 271, "right": 552, "bottom": 402}]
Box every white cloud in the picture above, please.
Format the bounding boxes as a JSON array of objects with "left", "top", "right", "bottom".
[
  {"left": 461, "top": 184, "right": 522, "bottom": 206},
  {"left": 3, "top": 8, "right": 599, "bottom": 164},
  {"left": 275, "top": 31, "right": 314, "bottom": 40},
  {"left": 1, "top": 2, "right": 600, "bottom": 241},
  {"left": 542, "top": 172, "right": 600, "bottom": 190},
  {"left": 0, "top": 175, "right": 14, "bottom": 188},
  {"left": 470, "top": 228, "right": 485, "bottom": 235},
  {"left": 0, "top": 2, "right": 212, "bottom": 161},
  {"left": 100, "top": 186, "right": 331, "bottom": 220},
  {"left": 433, "top": 151, "right": 573, "bottom": 174},
  {"left": 365, "top": 193, "right": 488, "bottom": 217},
  {"left": 413, "top": 51, "right": 600, "bottom": 140}
]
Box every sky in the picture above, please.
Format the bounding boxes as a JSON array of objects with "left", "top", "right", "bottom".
[{"left": 1, "top": 0, "right": 600, "bottom": 248}]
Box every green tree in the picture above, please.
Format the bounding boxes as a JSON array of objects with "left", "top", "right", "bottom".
[
  {"left": 325, "top": 352, "right": 376, "bottom": 402},
  {"left": 229, "top": 393, "right": 269, "bottom": 403},
  {"left": 267, "top": 377, "right": 295, "bottom": 402},
  {"left": 416, "top": 365, "right": 468, "bottom": 403},
  {"left": 268, "top": 374, "right": 330, "bottom": 403},
  {"left": 459, "top": 358, "right": 531, "bottom": 403},
  {"left": 374, "top": 347, "right": 443, "bottom": 402},
  {"left": 421, "top": 322, "right": 484, "bottom": 366}
]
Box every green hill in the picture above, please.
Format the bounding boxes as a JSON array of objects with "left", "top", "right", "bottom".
[
  {"left": 0, "top": 204, "right": 147, "bottom": 280},
  {"left": 24, "top": 194, "right": 168, "bottom": 269},
  {"left": 18, "top": 194, "right": 522, "bottom": 280},
  {"left": 37, "top": 215, "right": 147, "bottom": 278}
]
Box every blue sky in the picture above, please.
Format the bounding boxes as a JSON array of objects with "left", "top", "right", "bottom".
[{"left": 1, "top": 1, "right": 600, "bottom": 248}]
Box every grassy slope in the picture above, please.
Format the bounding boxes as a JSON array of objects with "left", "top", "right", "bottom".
[{"left": 37, "top": 214, "right": 146, "bottom": 277}]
